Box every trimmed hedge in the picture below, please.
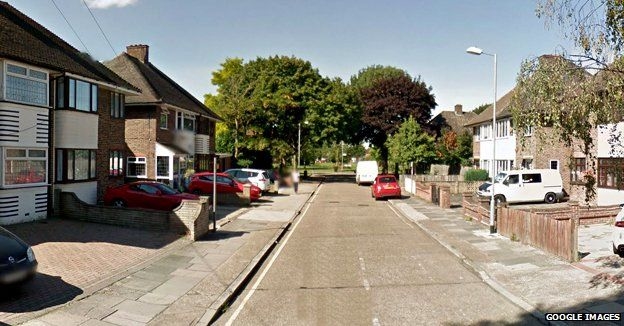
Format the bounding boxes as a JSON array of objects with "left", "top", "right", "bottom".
[{"left": 464, "top": 169, "right": 489, "bottom": 181}]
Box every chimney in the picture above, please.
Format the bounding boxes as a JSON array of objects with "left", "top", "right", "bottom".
[
  {"left": 126, "top": 44, "right": 149, "bottom": 63},
  {"left": 454, "top": 104, "right": 463, "bottom": 115}
]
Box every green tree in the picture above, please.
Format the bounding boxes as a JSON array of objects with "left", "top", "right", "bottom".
[
  {"left": 472, "top": 103, "right": 490, "bottom": 115},
  {"left": 360, "top": 75, "right": 437, "bottom": 170},
  {"left": 386, "top": 117, "right": 436, "bottom": 172},
  {"left": 350, "top": 65, "right": 410, "bottom": 90},
  {"left": 436, "top": 130, "right": 473, "bottom": 174}
]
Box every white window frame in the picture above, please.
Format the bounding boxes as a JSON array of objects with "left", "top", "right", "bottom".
[
  {"left": 525, "top": 125, "right": 533, "bottom": 137},
  {"left": 2, "top": 147, "right": 48, "bottom": 187},
  {"left": 4, "top": 61, "right": 49, "bottom": 107},
  {"left": 127, "top": 157, "right": 147, "bottom": 178},
  {"left": 156, "top": 156, "right": 170, "bottom": 179},
  {"left": 496, "top": 120, "right": 509, "bottom": 138},
  {"left": 176, "top": 111, "right": 196, "bottom": 132}
]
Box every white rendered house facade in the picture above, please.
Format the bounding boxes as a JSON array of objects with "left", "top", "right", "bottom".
[{"left": 472, "top": 118, "right": 517, "bottom": 177}]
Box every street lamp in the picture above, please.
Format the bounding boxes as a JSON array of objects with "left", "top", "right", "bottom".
[
  {"left": 466, "top": 46, "right": 497, "bottom": 234},
  {"left": 298, "top": 121, "right": 309, "bottom": 168}
]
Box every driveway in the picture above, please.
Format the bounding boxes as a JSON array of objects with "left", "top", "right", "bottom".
[{"left": 0, "top": 219, "right": 184, "bottom": 325}]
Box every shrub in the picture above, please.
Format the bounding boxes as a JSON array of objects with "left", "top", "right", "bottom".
[{"left": 464, "top": 169, "right": 489, "bottom": 181}]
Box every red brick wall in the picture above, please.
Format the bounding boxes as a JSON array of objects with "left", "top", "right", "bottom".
[
  {"left": 155, "top": 106, "right": 174, "bottom": 144},
  {"left": 97, "top": 89, "right": 129, "bottom": 202},
  {"left": 125, "top": 105, "right": 158, "bottom": 180}
]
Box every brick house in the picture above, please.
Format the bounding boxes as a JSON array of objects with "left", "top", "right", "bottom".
[
  {"left": 105, "top": 45, "right": 221, "bottom": 188},
  {"left": 0, "top": 2, "right": 139, "bottom": 223},
  {"left": 464, "top": 89, "right": 516, "bottom": 176}
]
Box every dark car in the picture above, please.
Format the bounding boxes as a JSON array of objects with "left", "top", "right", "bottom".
[
  {"left": 0, "top": 227, "right": 37, "bottom": 286},
  {"left": 103, "top": 181, "right": 199, "bottom": 211}
]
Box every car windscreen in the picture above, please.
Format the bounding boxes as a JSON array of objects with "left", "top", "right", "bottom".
[
  {"left": 494, "top": 173, "right": 507, "bottom": 183},
  {"left": 379, "top": 177, "right": 396, "bottom": 183}
]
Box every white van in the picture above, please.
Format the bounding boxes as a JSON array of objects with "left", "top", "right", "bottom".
[
  {"left": 355, "top": 161, "right": 378, "bottom": 185},
  {"left": 477, "top": 169, "right": 565, "bottom": 204}
]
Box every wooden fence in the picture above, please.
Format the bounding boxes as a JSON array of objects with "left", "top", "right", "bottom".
[{"left": 497, "top": 207, "right": 578, "bottom": 262}]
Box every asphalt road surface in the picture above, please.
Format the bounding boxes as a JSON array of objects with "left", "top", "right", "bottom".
[{"left": 216, "top": 175, "right": 540, "bottom": 325}]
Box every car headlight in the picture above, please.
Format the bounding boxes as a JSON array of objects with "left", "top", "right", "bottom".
[{"left": 27, "top": 247, "right": 36, "bottom": 262}]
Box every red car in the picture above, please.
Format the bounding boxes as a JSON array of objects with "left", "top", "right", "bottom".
[
  {"left": 187, "top": 172, "right": 262, "bottom": 201},
  {"left": 371, "top": 175, "right": 402, "bottom": 200},
  {"left": 103, "top": 181, "right": 198, "bottom": 211}
]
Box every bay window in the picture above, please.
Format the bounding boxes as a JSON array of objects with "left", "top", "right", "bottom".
[
  {"left": 176, "top": 112, "right": 196, "bottom": 132},
  {"left": 56, "top": 149, "right": 97, "bottom": 182},
  {"left": 4, "top": 148, "right": 47, "bottom": 186},
  {"left": 5, "top": 63, "right": 48, "bottom": 106},
  {"left": 55, "top": 77, "right": 98, "bottom": 112},
  {"left": 598, "top": 158, "right": 624, "bottom": 189},
  {"left": 109, "top": 150, "right": 124, "bottom": 176}
]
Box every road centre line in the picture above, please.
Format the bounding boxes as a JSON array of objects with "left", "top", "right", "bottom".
[{"left": 224, "top": 184, "right": 323, "bottom": 326}]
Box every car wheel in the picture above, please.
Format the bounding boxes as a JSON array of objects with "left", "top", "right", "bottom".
[
  {"left": 494, "top": 195, "right": 506, "bottom": 205},
  {"left": 544, "top": 192, "right": 557, "bottom": 204},
  {"left": 112, "top": 199, "right": 126, "bottom": 207}
]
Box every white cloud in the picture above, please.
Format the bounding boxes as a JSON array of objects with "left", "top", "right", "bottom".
[{"left": 84, "top": 0, "right": 138, "bottom": 9}]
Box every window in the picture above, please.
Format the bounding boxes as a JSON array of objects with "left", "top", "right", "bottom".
[
  {"left": 525, "top": 125, "right": 533, "bottom": 137},
  {"left": 127, "top": 157, "right": 147, "bottom": 178},
  {"left": 176, "top": 112, "right": 196, "bottom": 132},
  {"left": 156, "top": 156, "right": 169, "bottom": 178},
  {"left": 3, "top": 148, "right": 47, "bottom": 186},
  {"left": 160, "top": 111, "right": 168, "bottom": 129},
  {"left": 570, "top": 158, "right": 586, "bottom": 183},
  {"left": 598, "top": 158, "right": 624, "bottom": 189},
  {"left": 56, "top": 77, "right": 98, "bottom": 112},
  {"left": 479, "top": 124, "right": 492, "bottom": 140},
  {"left": 496, "top": 120, "right": 509, "bottom": 138},
  {"left": 56, "top": 149, "right": 97, "bottom": 182},
  {"left": 522, "top": 173, "right": 542, "bottom": 183},
  {"left": 521, "top": 159, "right": 533, "bottom": 170},
  {"left": 5, "top": 63, "right": 48, "bottom": 106},
  {"left": 111, "top": 93, "right": 124, "bottom": 118},
  {"left": 109, "top": 151, "right": 124, "bottom": 176},
  {"left": 550, "top": 160, "right": 559, "bottom": 170},
  {"left": 507, "top": 174, "right": 519, "bottom": 184}
]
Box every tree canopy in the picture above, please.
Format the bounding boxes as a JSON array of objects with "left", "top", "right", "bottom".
[
  {"left": 359, "top": 75, "right": 437, "bottom": 169},
  {"left": 386, "top": 117, "right": 436, "bottom": 171}
]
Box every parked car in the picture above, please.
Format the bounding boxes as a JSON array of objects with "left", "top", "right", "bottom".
[
  {"left": 356, "top": 160, "right": 379, "bottom": 185},
  {"left": 265, "top": 169, "right": 280, "bottom": 185},
  {"left": 613, "top": 205, "right": 624, "bottom": 257},
  {"left": 476, "top": 169, "right": 565, "bottom": 205},
  {"left": 188, "top": 172, "right": 262, "bottom": 201},
  {"left": 0, "top": 226, "right": 37, "bottom": 286},
  {"left": 224, "top": 168, "right": 271, "bottom": 191},
  {"left": 103, "top": 181, "right": 198, "bottom": 211},
  {"left": 371, "top": 175, "right": 401, "bottom": 200}
]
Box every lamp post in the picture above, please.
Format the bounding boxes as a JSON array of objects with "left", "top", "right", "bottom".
[
  {"left": 297, "top": 121, "right": 309, "bottom": 169},
  {"left": 466, "top": 46, "right": 497, "bottom": 234}
]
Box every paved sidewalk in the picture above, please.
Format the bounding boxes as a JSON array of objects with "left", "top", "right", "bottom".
[
  {"left": 19, "top": 182, "right": 318, "bottom": 326},
  {"left": 390, "top": 196, "right": 624, "bottom": 325}
]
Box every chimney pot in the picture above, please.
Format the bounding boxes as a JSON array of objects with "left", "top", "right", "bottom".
[
  {"left": 454, "top": 104, "right": 463, "bottom": 115},
  {"left": 126, "top": 44, "right": 149, "bottom": 63}
]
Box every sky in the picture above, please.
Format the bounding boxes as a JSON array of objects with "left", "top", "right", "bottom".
[{"left": 9, "top": 0, "right": 574, "bottom": 116}]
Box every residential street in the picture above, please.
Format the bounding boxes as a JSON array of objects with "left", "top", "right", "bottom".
[{"left": 216, "top": 175, "right": 537, "bottom": 325}]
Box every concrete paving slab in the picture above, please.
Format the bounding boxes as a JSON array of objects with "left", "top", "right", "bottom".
[
  {"left": 238, "top": 209, "right": 294, "bottom": 222},
  {"left": 110, "top": 300, "right": 166, "bottom": 323},
  {"left": 37, "top": 311, "right": 90, "bottom": 326}
]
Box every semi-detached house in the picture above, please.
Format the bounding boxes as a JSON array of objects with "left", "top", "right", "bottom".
[
  {"left": 0, "top": 1, "right": 139, "bottom": 224},
  {"left": 105, "top": 45, "right": 221, "bottom": 188}
]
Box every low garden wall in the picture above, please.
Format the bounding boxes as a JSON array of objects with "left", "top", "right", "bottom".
[
  {"left": 403, "top": 175, "right": 481, "bottom": 195},
  {"left": 58, "top": 192, "right": 212, "bottom": 241}
]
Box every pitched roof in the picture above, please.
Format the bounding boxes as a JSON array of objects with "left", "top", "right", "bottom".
[
  {"left": 430, "top": 108, "right": 476, "bottom": 134},
  {"left": 104, "top": 52, "right": 221, "bottom": 120},
  {"left": 464, "top": 88, "right": 515, "bottom": 126},
  {"left": 0, "top": 1, "right": 138, "bottom": 92}
]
